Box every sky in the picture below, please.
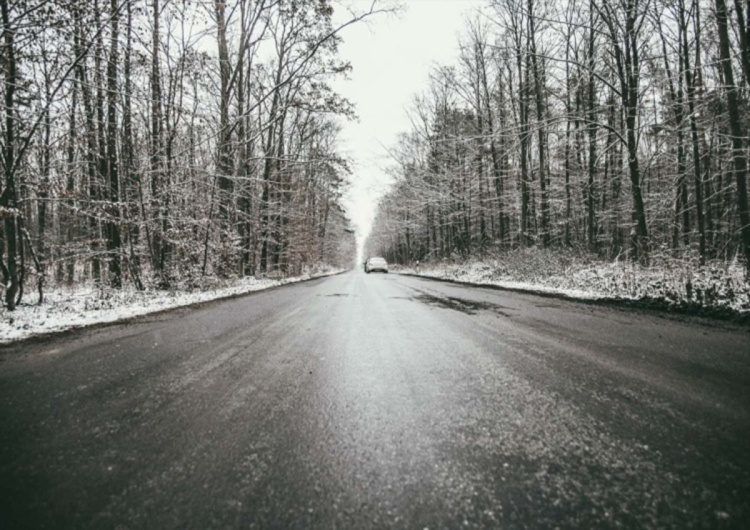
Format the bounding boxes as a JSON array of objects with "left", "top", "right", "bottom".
[{"left": 332, "top": 0, "right": 486, "bottom": 255}]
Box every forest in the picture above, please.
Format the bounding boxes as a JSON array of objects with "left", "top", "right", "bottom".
[
  {"left": 366, "top": 0, "right": 750, "bottom": 302},
  {"left": 0, "top": 0, "right": 381, "bottom": 311}
]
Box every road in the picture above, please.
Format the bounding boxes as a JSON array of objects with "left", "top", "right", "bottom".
[{"left": 1, "top": 271, "right": 748, "bottom": 529}]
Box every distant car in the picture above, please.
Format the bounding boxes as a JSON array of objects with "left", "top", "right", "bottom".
[{"left": 365, "top": 257, "right": 389, "bottom": 273}]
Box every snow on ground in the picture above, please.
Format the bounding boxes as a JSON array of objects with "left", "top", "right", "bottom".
[
  {"left": 397, "top": 248, "right": 750, "bottom": 318},
  {"left": 0, "top": 267, "right": 344, "bottom": 344}
]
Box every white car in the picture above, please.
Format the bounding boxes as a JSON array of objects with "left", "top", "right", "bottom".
[{"left": 365, "top": 257, "right": 389, "bottom": 273}]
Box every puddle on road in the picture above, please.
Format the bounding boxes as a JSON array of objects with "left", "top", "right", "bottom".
[{"left": 413, "top": 293, "right": 511, "bottom": 317}]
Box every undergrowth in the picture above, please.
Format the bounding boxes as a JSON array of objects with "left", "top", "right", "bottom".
[{"left": 399, "top": 248, "right": 750, "bottom": 319}]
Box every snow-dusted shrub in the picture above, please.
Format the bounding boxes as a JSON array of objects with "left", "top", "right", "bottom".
[
  {"left": 1, "top": 268, "right": 345, "bottom": 343},
  {"left": 398, "top": 248, "right": 749, "bottom": 316}
]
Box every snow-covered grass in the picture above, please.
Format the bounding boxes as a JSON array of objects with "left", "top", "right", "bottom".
[
  {"left": 398, "top": 248, "right": 750, "bottom": 319},
  {"left": 0, "top": 265, "right": 344, "bottom": 344}
]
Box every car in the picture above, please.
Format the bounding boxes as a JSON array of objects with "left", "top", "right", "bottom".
[{"left": 365, "top": 257, "right": 389, "bottom": 273}]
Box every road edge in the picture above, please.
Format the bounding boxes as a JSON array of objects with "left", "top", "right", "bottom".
[
  {"left": 0, "top": 270, "right": 349, "bottom": 349},
  {"left": 396, "top": 271, "right": 750, "bottom": 328}
]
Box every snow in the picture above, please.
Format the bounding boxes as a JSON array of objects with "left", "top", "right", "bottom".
[
  {"left": 397, "top": 249, "right": 750, "bottom": 317},
  {"left": 0, "top": 268, "right": 344, "bottom": 344},
  {"left": 3, "top": 249, "right": 746, "bottom": 345}
]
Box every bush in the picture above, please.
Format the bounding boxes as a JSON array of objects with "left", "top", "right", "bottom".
[{"left": 399, "top": 248, "right": 749, "bottom": 316}]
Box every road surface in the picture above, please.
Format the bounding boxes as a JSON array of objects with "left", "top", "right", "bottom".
[{"left": 1, "top": 271, "right": 748, "bottom": 528}]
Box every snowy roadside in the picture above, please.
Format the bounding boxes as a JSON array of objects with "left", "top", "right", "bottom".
[
  {"left": 395, "top": 250, "right": 750, "bottom": 321},
  {"left": 0, "top": 268, "right": 345, "bottom": 344}
]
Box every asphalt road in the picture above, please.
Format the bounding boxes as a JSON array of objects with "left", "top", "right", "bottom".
[{"left": 1, "top": 271, "right": 748, "bottom": 529}]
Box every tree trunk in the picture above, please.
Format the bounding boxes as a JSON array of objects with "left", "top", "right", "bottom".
[
  {"left": 587, "top": 2, "right": 598, "bottom": 251},
  {"left": 716, "top": 0, "right": 750, "bottom": 268},
  {"left": 150, "top": 0, "right": 166, "bottom": 283},
  {"left": 215, "top": 0, "right": 234, "bottom": 277},
  {"left": 529, "top": 0, "right": 549, "bottom": 246},
  {"left": 122, "top": 0, "right": 143, "bottom": 290},
  {"left": 682, "top": 0, "right": 706, "bottom": 262},
  {"left": 518, "top": 46, "right": 531, "bottom": 245},
  {"left": 1, "top": 0, "right": 19, "bottom": 309},
  {"left": 105, "top": 0, "right": 122, "bottom": 287}
]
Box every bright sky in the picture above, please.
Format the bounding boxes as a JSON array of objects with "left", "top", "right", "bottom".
[{"left": 333, "top": 0, "right": 486, "bottom": 255}]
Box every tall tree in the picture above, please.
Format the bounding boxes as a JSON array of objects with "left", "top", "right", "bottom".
[
  {"left": 1, "top": 0, "right": 20, "bottom": 309},
  {"left": 105, "top": 0, "right": 122, "bottom": 286},
  {"left": 594, "top": 0, "right": 650, "bottom": 262},
  {"left": 715, "top": 0, "right": 750, "bottom": 267}
]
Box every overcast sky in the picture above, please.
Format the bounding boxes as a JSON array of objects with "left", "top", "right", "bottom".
[{"left": 333, "top": 0, "right": 486, "bottom": 253}]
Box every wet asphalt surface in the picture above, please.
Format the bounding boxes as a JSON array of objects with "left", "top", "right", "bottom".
[{"left": 0, "top": 271, "right": 748, "bottom": 529}]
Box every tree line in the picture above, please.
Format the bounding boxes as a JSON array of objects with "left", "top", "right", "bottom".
[
  {"left": 0, "top": 0, "right": 381, "bottom": 310},
  {"left": 366, "top": 0, "right": 750, "bottom": 273}
]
